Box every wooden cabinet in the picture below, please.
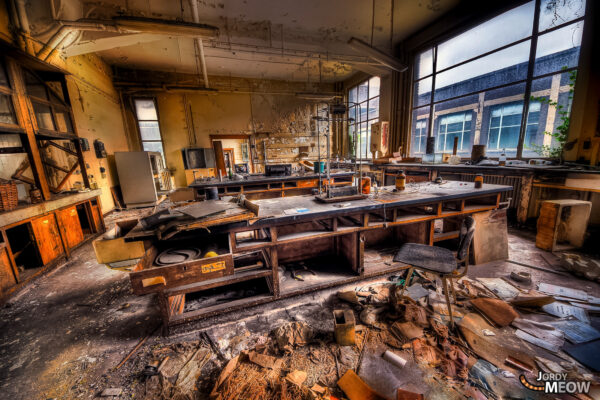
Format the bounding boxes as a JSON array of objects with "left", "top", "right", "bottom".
[
  {"left": 90, "top": 203, "right": 103, "bottom": 233},
  {"left": 30, "top": 214, "right": 64, "bottom": 265},
  {"left": 0, "top": 247, "right": 17, "bottom": 295},
  {"left": 57, "top": 206, "right": 84, "bottom": 250}
]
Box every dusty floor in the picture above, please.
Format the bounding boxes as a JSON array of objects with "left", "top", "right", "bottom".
[{"left": 0, "top": 209, "right": 599, "bottom": 399}]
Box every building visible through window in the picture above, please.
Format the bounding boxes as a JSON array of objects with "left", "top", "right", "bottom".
[
  {"left": 134, "top": 99, "right": 165, "bottom": 161},
  {"left": 410, "top": 0, "right": 585, "bottom": 158},
  {"left": 348, "top": 77, "right": 380, "bottom": 159}
]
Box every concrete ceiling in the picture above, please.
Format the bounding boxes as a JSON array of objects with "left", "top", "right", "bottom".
[{"left": 28, "top": 0, "right": 460, "bottom": 83}]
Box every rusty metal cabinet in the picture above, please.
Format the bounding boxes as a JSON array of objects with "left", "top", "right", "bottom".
[
  {"left": 56, "top": 206, "right": 84, "bottom": 250},
  {"left": 30, "top": 214, "right": 64, "bottom": 265}
]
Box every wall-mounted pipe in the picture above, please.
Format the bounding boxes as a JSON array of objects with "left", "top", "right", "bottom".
[
  {"left": 189, "top": 0, "right": 210, "bottom": 88},
  {"left": 37, "top": 20, "right": 121, "bottom": 61}
]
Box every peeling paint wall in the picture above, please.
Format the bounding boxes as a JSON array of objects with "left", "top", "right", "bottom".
[
  {"left": 59, "top": 54, "right": 131, "bottom": 213},
  {"left": 151, "top": 91, "right": 332, "bottom": 187}
]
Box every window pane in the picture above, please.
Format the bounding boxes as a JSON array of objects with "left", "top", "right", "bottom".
[
  {"left": 435, "top": 112, "right": 472, "bottom": 153},
  {"left": 142, "top": 141, "right": 164, "bottom": 158},
  {"left": 525, "top": 71, "right": 575, "bottom": 157},
  {"left": 414, "top": 49, "right": 433, "bottom": 79},
  {"left": 410, "top": 106, "right": 430, "bottom": 156},
  {"left": 358, "top": 102, "right": 368, "bottom": 123},
  {"left": 368, "top": 77, "right": 380, "bottom": 98},
  {"left": 33, "top": 102, "right": 55, "bottom": 130},
  {"left": 437, "top": 1, "right": 534, "bottom": 70},
  {"left": 0, "top": 62, "right": 9, "bottom": 88},
  {"left": 534, "top": 22, "right": 583, "bottom": 77},
  {"left": 348, "top": 124, "right": 356, "bottom": 158},
  {"left": 368, "top": 97, "right": 379, "bottom": 120},
  {"left": 139, "top": 121, "right": 161, "bottom": 140},
  {"left": 349, "top": 87, "right": 357, "bottom": 105},
  {"left": 348, "top": 105, "right": 356, "bottom": 123},
  {"left": 359, "top": 122, "right": 367, "bottom": 158},
  {"left": 434, "top": 41, "right": 531, "bottom": 102},
  {"left": 357, "top": 82, "right": 368, "bottom": 103},
  {"left": 135, "top": 99, "right": 158, "bottom": 120},
  {"left": 24, "top": 71, "right": 48, "bottom": 100},
  {"left": 54, "top": 109, "right": 73, "bottom": 133},
  {"left": 413, "top": 76, "right": 432, "bottom": 107},
  {"left": 0, "top": 94, "right": 16, "bottom": 124},
  {"left": 539, "top": 0, "right": 585, "bottom": 32}
]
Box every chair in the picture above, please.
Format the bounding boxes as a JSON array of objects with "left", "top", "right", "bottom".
[{"left": 393, "top": 216, "right": 476, "bottom": 327}]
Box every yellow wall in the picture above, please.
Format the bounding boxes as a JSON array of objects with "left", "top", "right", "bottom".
[
  {"left": 150, "top": 91, "right": 328, "bottom": 188},
  {"left": 58, "top": 54, "right": 131, "bottom": 213}
]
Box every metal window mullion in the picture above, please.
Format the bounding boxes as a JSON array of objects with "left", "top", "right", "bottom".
[
  {"left": 427, "top": 47, "right": 437, "bottom": 143},
  {"left": 517, "top": 0, "right": 542, "bottom": 159}
]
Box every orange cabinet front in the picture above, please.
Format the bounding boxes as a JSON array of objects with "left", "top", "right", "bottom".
[
  {"left": 57, "top": 206, "right": 84, "bottom": 249},
  {"left": 31, "top": 215, "right": 64, "bottom": 264}
]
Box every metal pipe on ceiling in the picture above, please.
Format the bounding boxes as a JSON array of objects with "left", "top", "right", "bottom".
[{"left": 189, "top": 0, "right": 210, "bottom": 88}]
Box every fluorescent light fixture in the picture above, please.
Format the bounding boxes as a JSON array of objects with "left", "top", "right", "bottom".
[
  {"left": 347, "top": 37, "right": 407, "bottom": 72},
  {"left": 113, "top": 16, "right": 218, "bottom": 38},
  {"left": 295, "top": 92, "right": 339, "bottom": 101}
]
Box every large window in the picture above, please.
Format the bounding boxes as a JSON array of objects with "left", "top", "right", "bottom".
[
  {"left": 410, "top": 0, "right": 585, "bottom": 158},
  {"left": 348, "top": 77, "right": 380, "bottom": 159},
  {"left": 133, "top": 99, "right": 165, "bottom": 160}
]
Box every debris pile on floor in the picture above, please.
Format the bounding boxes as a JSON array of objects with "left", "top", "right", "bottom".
[{"left": 108, "top": 267, "right": 600, "bottom": 399}]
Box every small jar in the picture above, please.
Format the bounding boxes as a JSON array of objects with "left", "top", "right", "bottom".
[
  {"left": 361, "top": 176, "right": 371, "bottom": 194},
  {"left": 395, "top": 170, "right": 406, "bottom": 191},
  {"left": 474, "top": 173, "right": 484, "bottom": 189},
  {"left": 29, "top": 186, "right": 42, "bottom": 204}
]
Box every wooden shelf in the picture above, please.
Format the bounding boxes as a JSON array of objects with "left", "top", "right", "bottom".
[
  {"left": 169, "top": 294, "right": 275, "bottom": 325},
  {"left": 165, "top": 269, "right": 272, "bottom": 296},
  {"left": 433, "top": 230, "right": 460, "bottom": 242}
]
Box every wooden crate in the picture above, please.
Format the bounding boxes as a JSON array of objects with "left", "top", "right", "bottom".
[
  {"left": 536, "top": 200, "right": 592, "bottom": 252},
  {"left": 93, "top": 219, "right": 146, "bottom": 265}
]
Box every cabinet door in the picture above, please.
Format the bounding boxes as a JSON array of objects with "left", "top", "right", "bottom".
[
  {"left": 0, "top": 247, "right": 17, "bottom": 294},
  {"left": 57, "top": 206, "right": 84, "bottom": 249},
  {"left": 91, "top": 203, "right": 104, "bottom": 233},
  {"left": 31, "top": 215, "right": 64, "bottom": 265}
]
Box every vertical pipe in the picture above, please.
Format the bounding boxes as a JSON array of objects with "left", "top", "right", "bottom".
[{"left": 189, "top": 0, "right": 209, "bottom": 88}]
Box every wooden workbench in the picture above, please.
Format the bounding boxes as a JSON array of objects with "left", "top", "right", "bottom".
[
  {"left": 189, "top": 171, "right": 354, "bottom": 199},
  {"left": 130, "top": 182, "right": 512, "bottom": 333}
]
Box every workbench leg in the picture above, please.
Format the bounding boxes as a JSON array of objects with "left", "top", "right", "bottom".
[{"left": 270, "top": 247, "right": 279, "bottom": 297}]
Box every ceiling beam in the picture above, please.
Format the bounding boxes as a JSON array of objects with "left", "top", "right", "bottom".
[{"left": 63, "top": 33, "right": 167, "bottom": 57}]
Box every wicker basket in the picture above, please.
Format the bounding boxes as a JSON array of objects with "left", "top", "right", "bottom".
[{"left": 0, "top": 179, "right": 18, "bottom": 212}]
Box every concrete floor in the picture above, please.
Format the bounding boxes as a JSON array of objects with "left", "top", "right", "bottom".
[{"left": 1, "top": 211, "right": 599, "bottom": 399}]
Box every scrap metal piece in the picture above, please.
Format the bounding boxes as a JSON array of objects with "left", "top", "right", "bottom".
[{"left": 333, "top": 309, "right": 356, "bottom": 346}]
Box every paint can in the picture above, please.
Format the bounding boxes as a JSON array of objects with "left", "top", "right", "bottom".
[{"left": 204, "top": 187, "right": 219, "bottom": 200}]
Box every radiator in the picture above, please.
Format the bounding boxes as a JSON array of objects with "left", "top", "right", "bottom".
[{"left": 446, "top": 173, "right": 522, "bottom": 209}]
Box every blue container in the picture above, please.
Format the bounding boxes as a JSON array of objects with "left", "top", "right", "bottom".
[{"left": 314, "top": 161, "right": 325, "bottom": 173}]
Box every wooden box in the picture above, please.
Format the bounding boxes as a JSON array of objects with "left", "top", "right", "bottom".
[
  {"left": 93, "top": 219, "right": 146, "bottom": 265},
  {"left": 536, "top": 200, "right": 592, "bottom": 252},
  {"left": 129, "top": 233, "right": 233, "bottom": 295}
]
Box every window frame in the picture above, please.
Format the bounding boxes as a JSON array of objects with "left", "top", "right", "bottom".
[
  {"left": 347, "top": 76, "right": 380, "bottom": 160},
  {"left": 0, "top": 58, "right": 19, "bottom": 131},
  {"left": 409, "top": 0, "right": 586, "bottom": 159},
  {"left": 23, "top": 69, "right": 76, "bottom": 137},
  {"left": 132, "top": 97, "right": 166, "bottom": 161}
]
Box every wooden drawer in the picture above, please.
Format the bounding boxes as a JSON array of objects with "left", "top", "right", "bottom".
[
  {"left": 93, "top": 219, "right": 146, "bottom": 265},
  {"left": 129, "top": 233, "right": 233, "bottom": 295},
  {"left": 31, "top": 214, "right": 64, "bottom": 265},
  {"left": 56, "top": 206, "right": 84, "bottom": 249}
]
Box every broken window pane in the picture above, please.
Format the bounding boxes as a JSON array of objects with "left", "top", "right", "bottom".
[{"left": 539, "top": 0, "right": 585, "bottom": 32}]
